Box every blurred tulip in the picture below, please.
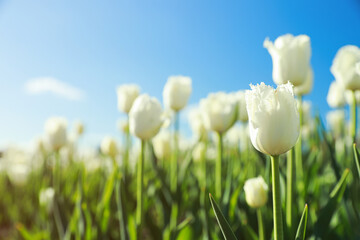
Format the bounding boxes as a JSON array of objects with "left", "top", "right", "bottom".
[
  {"left": 188, "top": 107, "right": 207, "bottom": 139},
  {"left": 244, "top": 176, "right": 269, "bottom": 208},
  {"left": 294, "top": 70, "right": 313, "bottom": 95},
  {"left": 39, "top": 187, "right": 55, "bottom": 213},
  {"left": 44, "top": 117, "right": 68, "bottom": 151},
  {"left": 264, "top": 34, "right": 312, "bottom": 87},
  {"left": 100, "top": 136, "right": 118, "bottom": 158},
  {"left": 327, "top": 110, "right": 345, "bottom": 138},
  {"left": 116, "top": 84, "right": 140, "bottom": 114},
  {"left": 331, "top": 45, "right": 360, "bottom": 91},
  {"left": 152, "top": 130, "right": 171, "bottom": 160},
  {"left": 129, "top": 94, "right": 163, "bottom": 140},
  {"left": 327, "top": 81, "right": 346, "bottom": 108},
  {"left": 163, "top": 76, "right": 192, "bottom": 111},
  {"left": 245, "top": 82, "right": 299, "bottom": 156},
  {"left": 200, "top": 92, "right": 237, "bottom": 134}
]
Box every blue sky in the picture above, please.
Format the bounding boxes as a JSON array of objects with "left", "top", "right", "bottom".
[{"left": 0, "top": 0, "right": 359, "bottom": 148}]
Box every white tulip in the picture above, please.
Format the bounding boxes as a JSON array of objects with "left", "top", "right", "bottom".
[
  {"left": 129, "top": 94, "right": 163, "bottom": 140},
  {"left": 192, "top": 142, "right": 206, "bottom": 163},
  {"left": 345, "top": 90, "right": 360, "bottom": 105},
  {"left": 152, "top": 131, "right": 171, "bottom": 160},
  {"left": 243, "top": 176, "right": 269, "bottom": 208},
  {"left": 327, "top": 81, "right": 346, "bottom": 108},
  {"left": 39, "top": 187, "right": 55, "bottom": 212},
  {"left": 245, "top": 82, "right": 300, "bottom": 156},
  {"left": 188, "top": 108, "right": 207, "bottom": 138},
  {"left": 331, "top": 45, "right": 360, "bottom": 91},
  {"left": 163, "top": 76, "right": 192, "bottom": 111},
  {"left": 44, "top": 117, "right": 68, "bottom": 151},
  {"left": 200, "top": 92, "right": 238, "bottom": 133},
  {"left": 231, "top": 91, "right": 248, "bottom": 122},
  {"left": 100, "top": 136, "right": 118, "bottom": 158},
  {"left": 264, "top": 34, "right": 312, "bottom": 87},
  {"left": 294, "top": 69, "right": 313, "bottom": 95},
  {"left": 116, "top": 84, "right": 140, "bottom": 113},
  {"left": 326, "top": 110, "right": 345, "bottom": 138}
]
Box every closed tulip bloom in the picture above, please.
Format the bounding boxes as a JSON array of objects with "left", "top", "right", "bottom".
[
  {"left": 231, "top": 91, "right": 248, "bottom": 122},
  {"left": 129, "top": 94, "right": 163, "bottom": 140},
  {"left": 331, "top": 45, "right": 360, "bottom": 91},
  {"left": 39, "top": 187, "right": 55, "bottom": 212},
  {"left": 200, "top": 92, "right": 238, "bottom": 133},
  {"left": 345, "top": 90, "right": 360, "bottom": 105},
  {"left": 294, "top": 69, "right": 313, "bottom": 96},
  {"left": 152, "top": 131, "right": 171, "bottom": 160},
  {"left": 244, "top": 176, "right": 269, "bottom": 208},
  {"left": 163, "top": 76, "right": 192, "bottom": 111},
  {"left": 264, "top": 34, "right": 312, "bottom": 87},
  {"left": 327, "top": 81, "right": 346, "bottom": 108},
  {"left": 116, "top": 84, "right": 140, "bottom": 113},
  {"left": 44, "top": 117, "right": 68, "bottom": 151},
  {"left": 100, "top": 136, "right": 118, "bottom": 158},
  {"left": 188, "top": 108, "right": 207, "bottom": 138},
  {"left": 326, "top": 110, "right": 345, "bottom": 137},
  {"left": 245, "top": 82, "right": 300, "bottom": 156}
]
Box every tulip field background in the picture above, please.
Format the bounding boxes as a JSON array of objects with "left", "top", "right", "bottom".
[{"left": 1, "top": 1, "right": 360, "bottom": 240}]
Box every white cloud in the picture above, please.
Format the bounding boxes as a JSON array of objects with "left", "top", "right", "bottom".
[{"left": 24, "top": 77, "right": 85, "bottom": 101}]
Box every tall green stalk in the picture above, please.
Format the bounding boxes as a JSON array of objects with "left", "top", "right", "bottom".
[
  {"left": 200, "top": 141, "right": 209, "bottom": 240},
  {"left": 124, "top": 116, "right": 130, "bottom": 180},
  {"left": 136, "top": 140, "right": 145, "bottom": 239},
  {"left": 257, "top": 208, "right": 265, "bottom": 240},
  {"left": 170, "top": 112, "right": 179, "bottom": 239},
  {"left": 286, "top": 148, "right": 294, "bottom": 236},
  {"left": 271, "top": 155, "right": 283, "bottom": 240},
  {"left": 216, "top": 132, "right": 223, "bottom": 200},
  {"left": 351, "top": 90, "right": 357, "bottom": 143},
  {"left": 295, "top": 95, "right": 303, "bottom": 183}
]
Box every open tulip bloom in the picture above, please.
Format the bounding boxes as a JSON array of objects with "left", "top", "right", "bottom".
[{"left": 246, "top": 82, "right": 300, "bottom": 240}]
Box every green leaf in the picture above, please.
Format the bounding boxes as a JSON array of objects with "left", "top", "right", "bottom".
[
  {"left": 209, "top": 193, "right": 238, "bottom": 240},
  {"left": 314, "top": 168, "right": 350, "bottom": 238},
  {"left": 176, "top": 216, "right": 194, "bottom": 232},
  {"left": 295, "top": 204, "right": 308, "bottom": 240},
  {"left": 352, "top": 144, "right": 360, "bottom": 179}
]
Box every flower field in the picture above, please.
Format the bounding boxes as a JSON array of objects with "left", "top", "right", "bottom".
[{"left": 1, "top": 34, "right": 360, "bottom": 240}]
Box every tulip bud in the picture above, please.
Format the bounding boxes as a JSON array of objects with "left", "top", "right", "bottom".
[
  {"left": 188, "top": 108, "right": 207, "bottom": 139},
  {"left": 200, "top": 92, "right": 238, "bottom": 134},
  {"left": 129, "top": 94, "right": 163, "bottom": 140},
  {"left": 264, "top": 34, "right": 312, "bottom": 87},
  {"left": 243, "top": 176, "right": 269, "bottom": 208},
  {"left": 245, "top": 82, "right": 300, "bottom": 156},
  {"left": 152, "top": 131, "right": 171, "bottom": 160},
  {"left": 327, "top": 81, "right": 346, "bottom": 108},
  {"left": 163, "top": 76, "right": 192, "bottom": 111},
  {"left": 100, "top": 136, "right": 118, "bottom": 158},
  {"left": 39, "top": 187, "right": 55, "bottom": 213},
  {"left": 116, "top": 84, "right": 140, "bottom": 114},
  {"left": 331, "top": 45, "right": 360, "bottom": 91},
  {"left": 231, "top": 91, "right": 248, "bottom": 122},
  {"left": 294, "top": 69, "right": 313, "bottom": 96},
  {"left": 44, "top": 117, "right": 68, "bottom": 151}
]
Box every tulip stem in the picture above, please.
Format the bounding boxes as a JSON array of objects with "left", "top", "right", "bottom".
[
  {"left": 271, "top": 155, "right": 283, "bottom": 240},
  {"left": 286, "top": 148, "right": 295, "bottom": 236},
  {"left": 124, "top": 115, "right": 130, "bottom": 180},
  {"left": 351, "top": 90, "right": 357, "bottom": 143},
  {"left": 136, "top": 139, "right": 145, "bottom": 239},
  {"left": 216, "top": 132, "right": 223, "bottom": 200},
  {"left": 257, "top": 208, "right": 265, "bottom": 240},
  {"left": 170, "top": 112, "right": 179, "bottom": 239},
  {"left": 295, "top": 95, "right": 304, "bottom": 193}
]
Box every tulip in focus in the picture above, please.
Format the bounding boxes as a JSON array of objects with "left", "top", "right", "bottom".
[
  {"left": 116, "top": 84, "right": 140, "bottom": 114},
  {"left": 264, "top": 34, "right": 312, "bottom": 87},
  {"left": 244, "top": 176, "right": 269, "bottom": 208},
  {"left": 331, "top": 45, "right": 360, "bottom": 91},
  {"left": 44, "top": 117, "right": 68, "bottom": 151},
  {"left": 129, "top": 94, "right": 163, "bottom": 140},
  {"left": 245, "top": 82, "right": 300, "bottom": 156},
  {"left": 163, "top": 76, "right": 192, "bottom": 111}
]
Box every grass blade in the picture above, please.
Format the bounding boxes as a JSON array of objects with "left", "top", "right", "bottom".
[
  {"left": 295, "top": 204, "right": 308, "bottom": 240},
  {"left": 209, "top": 193, "right": 238, "bottom": 240},
  {"left": 353, "top": 144, "right": 360, "bottom": 179}
]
